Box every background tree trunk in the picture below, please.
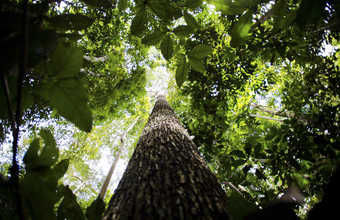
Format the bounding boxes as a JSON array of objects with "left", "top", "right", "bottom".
[{"left": 103, "top": 95, "right": 231, "bottom": 220}]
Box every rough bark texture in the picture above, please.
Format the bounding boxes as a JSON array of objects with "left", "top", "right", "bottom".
[{"left": 103, "top": 95, "right": 231, "bottom": 220}]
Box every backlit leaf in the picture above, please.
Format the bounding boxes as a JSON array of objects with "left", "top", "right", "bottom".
[
  {"left": 142, "top": 30, "right": 166, "bottom": 45},
  {"left": 148, "top": 1, "right": 181, "bottom": 21},
  {"left": 188, "top": 44, "right": 213, "bottom": 59},
  {"left": 54, "top": 159, "right": 69, "bottom": 180},
  {"left": 47, "top": 14, "right": 94, "bottom": 31},
  {"left": 131, "top": 6, "right": 148, "bottom": 35},
  {"left": 230, "top": 9, "right": 254, "bottom": 47},
  {"left": 175, "top": 57, "right": 188, "bottom": 88},
  {"left": 188, "top": 57, "right": 205, "bottom": 72},
  {"left": 86, "top": 197, "right": 105, "bottom": 220},
  {"left": 50, "top": 43, "right": 83, "bottom": 79},
  {"left": 80, "top": 0, "right": 112, "bottom": 8},
  {"left": 184, "top": 12, "right": 201, "bottom": 29},
  {"left": 49, "top": 79, "right": 92, "bottom": 132},
  {"left": 173, "top": 25, "right": 194, "bottom": 38},
  {"left": 185, "top": 0, "right": 203, "bottom": 9},
  {"left": 160, "top": 34, "right": 174, "bottom": 60}
]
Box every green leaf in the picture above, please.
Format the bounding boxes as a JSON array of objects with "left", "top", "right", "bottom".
[
  {"left": 50, "top": 43, "right": 83, "bottom": 79},
  {"left": 47, "top": 14, "right": 94, "bottom": 31},
  {"left": 255, "top": 169, "right": 266, "bottom": 180},
  {"left": 80, "top": 0, "right": 112, "bottom": 8},
  {"left": 58, "top": 186, "right": 85, "bottom": 220},
  {"left": 118, "top": 0, "right": 128, "bottom": 11},
  {"left": 282, "top": 9, "right": 298, "bottom": 30},
  {"left": 131, "top": 6, "right": 148, "bottom": 35},
  {"left": 23, "top": 139, "right": 40, "bottom": 166},
  {"left": 185, "top": 0, "right": 203, "bottom": 9},
  {"left": 39, "top": 144, "right": 59, "bottom": 167},
  {"left": 188, "top": 44, "right": 213, "bottom": 59},
  {"left": 208, "top": 0, "right": 248, "bottom": 15},
  {"left": 148, "top": 1, "right": 182, "bottom": 21},
  {"left": 184, "top": 12, "right": 201, "bottom": 29},
  {"left": 188, "top": 57, "right": 205, "bottom": 72},
  {"left": 230, "top": 9, "right": 254, "bottom": 48},
  {"left": 228, "top": 192, "right": 259, "bottom": 220},
  {"left": 175, "top": 57, "right": 188, "bottom": 88},
  {"left": 142, "top": 30, "right": 166, "bottom": 45},
  {"left": 39, "top": 129, "right": 56, "bottom": 148},
  {"left": 86, "top": 197, "right": 105, "bottom": 220},
  {"left": 272, "top": 0, "right": 285, "bottom": 34},
  {"left": 231, "top": 150, "right": 246, "bottom": 158},
  {"left": 296, "top": 0, "right": 326, "bottom": 30},
  {"left": 160, "top": 34, "right": 174, "bottom": 60},
  {"left": 49, "top": 79, "right": 92, "bottom": 132},
  {"left": 231, "top": 159, "right": 247, "bottom": 167},
  {"left": 173, "top": 25, "right": 194, "bottom": 38},
  {"left": 54, "top": 159, "right": 69, "bottom": 180}
]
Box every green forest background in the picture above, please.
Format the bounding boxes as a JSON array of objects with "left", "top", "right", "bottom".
[{"left": 1, "top": 0, "right": 339, "bottom": 219}]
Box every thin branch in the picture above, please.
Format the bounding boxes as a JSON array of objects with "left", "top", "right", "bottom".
[
  {"left": 1, "top": 75, "right": 16, "bottom": 133},
  {"left": 98, "top": 116, "right": 140, "bottom": 199},
  {"left": 250, "top": 114, "right": 285, "bottom": 122},
  {"left": 220, "top": 182, "right": 244, "bottom": 197}
]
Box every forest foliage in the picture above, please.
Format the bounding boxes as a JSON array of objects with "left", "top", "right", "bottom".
[{"left": 1, "top": 0, "right": 340, "bottom": 219}]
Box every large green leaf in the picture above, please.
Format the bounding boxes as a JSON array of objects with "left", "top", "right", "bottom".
[
  {"left": 187, "top": 44, "right": 213, "bottom": 59},
  {"left": 142, "top": 30, "right": 166, "bottom": 45},
  {"left": 230, "top": 9, "right": 254, "bottom": 48},
  {"left": 160, "top": 34, "right": 174, "bottom": 60},
  {"left": 208, "top": 0, "right": 247, "bottom": 15},
  {"left": 53, "top": 159, "right": 69, "bottom": 180},
  {"left": 49, "top": 79, "right": 92, "bottom": 132},
  {"left": 188, "top": 57, "right": 205, "bottom": 72},
  {"left": 23, "top": 139, "right": 40, "bottom": 166},
  {"left": 131, "top": 6, "right": 148, "bottom": 35},
  {"left": 148, "top": 1, "right": 182, "bottom": 21},
  {"left": 185, "top": 0, "right": 203, "bottom": 9},
  {"left": 80, "top": 0, "right": 112, "bottom": 8},
  {"left": 50, "top": 43, "right": 83, "bottom": 79},
  {"left": 173, "top": 25, "right": 194, "bottom": 38},
  {"left": 58, "top": 186, "right": 85, "bottom": 220},
  {"left": 86, "top": 197, "right": 105, "bottom": 220},
  {"left": 47, "top": 14, "right": 94, "bottom": 31},
  {"left": 118, "top": 0, "right": 128, "bottom": 11},
  {"left": 296, "top": 0, "right": 326, "bottom": 30},
  {"left": 175, "top": 57, "right": 188, "bottom": 88},
  {"left": 184, "top": 12, "right": 201, "bottom": 29}
]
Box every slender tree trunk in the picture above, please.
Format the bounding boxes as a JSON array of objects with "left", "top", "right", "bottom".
[
  {"left": 98, "top": 116, "right": 140, "bottom": 199},
  {"left": 103, "top": 95, "right": 231, "bottom": 220}
]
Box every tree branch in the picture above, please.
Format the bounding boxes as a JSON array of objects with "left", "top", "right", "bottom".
[{"left": 98, "top": 116, "right": 140, "bottom": 199}]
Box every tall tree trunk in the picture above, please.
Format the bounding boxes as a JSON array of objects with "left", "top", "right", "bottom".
[{"left": 103, "top": 95, "right": 231, "bottom": 220}]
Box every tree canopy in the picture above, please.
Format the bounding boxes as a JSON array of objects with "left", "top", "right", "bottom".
[{"left": 1, "top": 0, "right": 339, "bottom": 219}]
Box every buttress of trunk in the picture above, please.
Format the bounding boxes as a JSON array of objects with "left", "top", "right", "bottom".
[{"left": 103, "top": 95, "right": 231, "bottom": 220}]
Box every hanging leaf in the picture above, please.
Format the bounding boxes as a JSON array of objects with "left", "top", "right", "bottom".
[
  {"left": 131, "top": 6, "right": 148, "bottom": 35},
  {"left": 80, "top": 0, "right": 112, "bottom": 8},
  {"left": 47, "top": 14, "right": 94, "bottom": 31},
  {"left": 296, "top": 0, "right": 326, "bottom": 30},
  {"left": 175, "top": 57, "right": 188, "bottom": 88},
  {"left": 23, "top": 139, "right": 40, "bottom": 166},
  {"left": 86, "top": 197, "right": 105, "bottom": 220},
  {"left": 230, "top": 9, "right": 254, "bottom": 48},
  {"left": 188, "top": 44, "right": 213, "bottom": 59},
  {"left": 49, "top": 79, "right": 92, "bottom": 132},
  {"left": 50, "top": 43, "right": 83, "bottom": 79},
  {"left": 188, "top": 57, "right": 205, "bottom": 72},
  {"left": 39, "top": 129, "right": 56, "bottom": 148},
  {"left": 160, "top": 34, "right": 174, "bottom": 60},
  {"left": 53, "top": 159, "right": 69, "bottom": 180},
  {"left": 118, "top": 0, "right": 128, "bottom": 11},
  {"left": 58, "top": 186, "right": 85, "bottom": 220},
  {"left": 173, "top": 25, "right": 194, "bottom": 38},
  {"left": 208, "top": 0, "right": 248, "bottom": 15},
  {"left": 231, "top": 159, "right": 247, "bottom": 167},
  {"left": 148, "top": 1, "right": 182, "bottom": 21},
  {"left": 185, "top": 0, "right": 203, "bottom": 9},
  {"left": 184, "top": 12, "right": 201, "bottom": 29},
  {"left": 142, "top": 30, "right": 166, "bottom": 45}
]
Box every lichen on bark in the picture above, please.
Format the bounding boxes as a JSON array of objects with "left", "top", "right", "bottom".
[{"left": 103, "top": 95, "right": 231, "bottom": 220}]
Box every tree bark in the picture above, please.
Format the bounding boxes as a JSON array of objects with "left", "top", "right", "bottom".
[{"left": 103, "top": 95, "right": 231, "bottom": 220}]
